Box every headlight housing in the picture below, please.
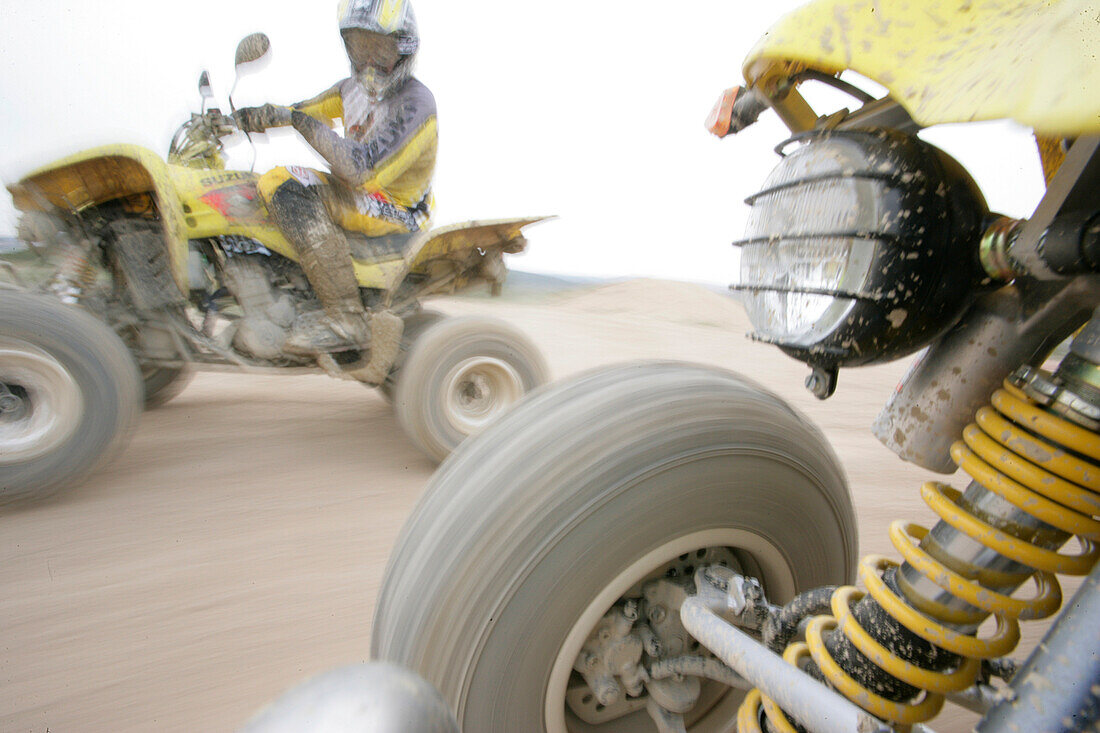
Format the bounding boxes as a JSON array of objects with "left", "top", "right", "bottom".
[{"left": 736, "top": 129, "right": 987, "bottom": 370}]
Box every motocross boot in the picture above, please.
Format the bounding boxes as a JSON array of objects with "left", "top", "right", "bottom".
[{"left": 268, "top": 180, "right": 372, "bottom": 354}]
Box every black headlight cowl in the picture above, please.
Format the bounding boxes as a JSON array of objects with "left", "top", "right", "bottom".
[{"left": 735, "top": 128, "right": 988, "bottom": 369}]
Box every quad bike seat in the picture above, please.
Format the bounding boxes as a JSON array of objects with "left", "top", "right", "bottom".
[{"left": 346, "top": 230, "right": 416, "bottom": 264}]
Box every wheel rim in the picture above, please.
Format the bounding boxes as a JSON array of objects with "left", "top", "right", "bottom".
[
  {"left": 0, "top": 339, "right": 84, "bottom": 463},
  {"left": 545, "top": 529, "right": 797, "bottom": 733},
  {"left": 441, "top": 356, "right": 523, "bottom": 434}
]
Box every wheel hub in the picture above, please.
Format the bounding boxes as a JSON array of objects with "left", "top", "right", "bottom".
[
  {"left": 0, "top": 341, "right": 84, "bottom": 463},
  {"left": 564, "top": 548, "right": 741, "bottom": 727},
  {"left": 458, "top": 374, "right": 491, "bottom": 409},
  {"left": 442, "top": 357, "right": 523, "bottom": 433},
  {"left": 546, "top": 527, "right": 800, "bottom": 733},
  {"left": 0, "top": 384, "right": 28, "bottom": 420}
]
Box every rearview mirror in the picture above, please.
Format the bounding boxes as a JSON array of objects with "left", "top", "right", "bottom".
[
  {"left": 198, "top": 70, "right": 214, "bottom": 100},
  {"left": 234, "top": 33, "right": 271, "bottom": 69}
]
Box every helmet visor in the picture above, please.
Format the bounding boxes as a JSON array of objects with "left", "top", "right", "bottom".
[{"left": 342, "top": 29, "right": 401, "bottom": 73}]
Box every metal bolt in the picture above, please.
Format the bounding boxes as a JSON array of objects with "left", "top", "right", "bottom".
[
  {"left": 623, "top": 600, "right": 639, "bottom": 621},
  {"left": 649, "top": 605, "right": 667, "bottom": 624},
  {"left": 592, "top": 676, "right": 622, "bottom": 708},
  {"left": 701, "top": 567, "right": 729, "bottom": 592},
  {"left": 638, "top": 623, "right": 662, "bottom": 657},
  {"left": 804, "top": 367, "right": 837, "bottom": 400},
  {"left": 584, "top": 653, "right": 599, "bottom": 670}
]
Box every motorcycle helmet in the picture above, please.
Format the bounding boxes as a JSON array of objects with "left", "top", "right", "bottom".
[{"left": 338, "top": 0, "right": 419, "bottom": 99}]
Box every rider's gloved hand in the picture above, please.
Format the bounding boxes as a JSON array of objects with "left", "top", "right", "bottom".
[{"left": 234, "top": 104, "right": 292, "bottom": 134}]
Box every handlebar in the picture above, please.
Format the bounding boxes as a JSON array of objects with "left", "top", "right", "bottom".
[
  {"left": 168, "top": 109, "right": 241, "bottom": 163},
  {"left": 205, "top": 109, "right": 239, "bottom": 137}
]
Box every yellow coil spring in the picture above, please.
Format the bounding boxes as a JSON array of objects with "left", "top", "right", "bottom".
[
  {"left": 738, "top": 381, "right": 1100, "bottom": 729},
  {"left": 56, "top": 244, "right": 97, "bottom": 291}
]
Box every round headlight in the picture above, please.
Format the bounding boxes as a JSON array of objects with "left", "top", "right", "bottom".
[{"left": 736, "top": 129, "right": 987, "bottom": 368}]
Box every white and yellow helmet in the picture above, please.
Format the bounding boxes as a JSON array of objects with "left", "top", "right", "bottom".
[{"left": 338, "top": 0, "right": 419, "bottom": 98}]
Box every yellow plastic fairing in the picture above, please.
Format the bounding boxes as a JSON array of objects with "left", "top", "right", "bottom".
[
  {"left": 9, "top": 145, "right": 192, "bottom": 290},
  {"left": 744, "top": 0, "right": 1100, "bottom": 136},
  {"left": 406, "top": 217, "right": 547, "bottom": 271}
]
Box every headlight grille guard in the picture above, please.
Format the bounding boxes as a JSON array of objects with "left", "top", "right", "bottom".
[{"left": 730, "top": 128, "right": 988, "bottom": 380}]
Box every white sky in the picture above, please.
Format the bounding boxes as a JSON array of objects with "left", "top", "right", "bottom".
[{"left": 0, "top": 1, "right": 1047, "bottom": 283}]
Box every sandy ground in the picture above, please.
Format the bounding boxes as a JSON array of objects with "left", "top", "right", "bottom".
[{"left": 0, "top": 280, "right": 1063, "bottom": 732}]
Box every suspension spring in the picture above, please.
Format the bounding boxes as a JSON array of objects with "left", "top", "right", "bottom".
[
  {"left": 49, "top": 238, "right": 98, "bottom": 301},
  {"left": 740, "top": 374, "right": 1100, "bottom": 729}
]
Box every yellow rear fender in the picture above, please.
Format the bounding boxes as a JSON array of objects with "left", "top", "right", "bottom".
[
  {"left": 744, "top": 0, "right": 1100, "bottom": 137},
  {"left": 407, "top": 217, "right": 551, "bottom": 271},
  {"left": 8, "top": 144, "right": 192, "bottom": 291},
  {"left": 365, "top": 216, "right": 552, "bottom": 297}
]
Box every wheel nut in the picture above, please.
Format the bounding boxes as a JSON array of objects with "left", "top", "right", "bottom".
[{"left": 592, "top": 675, "right": 621, "bottom": 707}]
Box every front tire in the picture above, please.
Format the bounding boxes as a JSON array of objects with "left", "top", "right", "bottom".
[
  {"left": 393, "top": 315, "right": 548, "bottom": 462},
  {"left": 141, "top": 364, "right": 194, "bottom": 408},
  {"left": 373, "top": 362, "right": 857, "bottom": 732},
  {"left": 0, "top": 292, "right": 142, "bottom": 505}
]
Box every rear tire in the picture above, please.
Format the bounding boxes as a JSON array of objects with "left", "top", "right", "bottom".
[
  {"left": 373, "top": 362, "right": 857, "bottom": 731},
  {"left": 141, "top": 364, "right": 194, "bottom": 408},
  {"left": 378, "top": 308, "right": 447, "bottom": 403},
  {"left": 0, "top": 292, "right": 142, "bottom": 505},
  {"left": 394, "top": 315, "right": 548, "bottom": 462}
]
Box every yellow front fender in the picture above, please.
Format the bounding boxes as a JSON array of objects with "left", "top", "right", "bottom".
[
  {"left": 8, "top": 145, "right": 192, "bottom": 292},
  {"left": 744, "top": 0, "right": 1100, "bottom": 136}
]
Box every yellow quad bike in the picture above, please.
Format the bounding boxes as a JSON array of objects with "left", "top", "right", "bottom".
[
  {"left": 365, "top": 2, "right": 1100, "bottom": 732},
  {"left": 0, "top": 34, "right": 548, "bottom": 505}
]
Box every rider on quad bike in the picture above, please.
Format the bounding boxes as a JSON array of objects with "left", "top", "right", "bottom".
[{"left": 234, "top": 0, "right": 436, "bottom": 353}]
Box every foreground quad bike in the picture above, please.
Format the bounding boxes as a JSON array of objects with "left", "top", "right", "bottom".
[
  {"left": 371, "top": 1, "right": 1100, "bottom": 731},
  {"left": 0, "top": 34, "right": 548, "bottom": 504}
]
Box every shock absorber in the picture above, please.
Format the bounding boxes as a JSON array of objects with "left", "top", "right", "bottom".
[
  {"left": 740, "top": 322, "right": 1100, "bottom": 730},
  {"left": 48, "top": 233, "right": 98, "bottom": 303}
]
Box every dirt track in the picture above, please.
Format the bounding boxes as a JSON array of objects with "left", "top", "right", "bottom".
[{"left": 3, "top": 280, "right": 1054, "bottom": 732}]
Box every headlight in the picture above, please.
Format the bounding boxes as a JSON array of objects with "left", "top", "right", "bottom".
[{"left": 736, "top": 129, "right": 987, "bottom": 370}]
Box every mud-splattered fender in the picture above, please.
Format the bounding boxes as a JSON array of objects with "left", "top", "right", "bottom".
[
  {"left": 743, "top": 0, "right": 1100, "bottom": 137},
  {"left": 8, "top": 145, "right": 192, "bottom": 292}
]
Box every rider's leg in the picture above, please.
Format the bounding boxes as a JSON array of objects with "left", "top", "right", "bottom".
[
  {"left": 258, "top": 167, "right": 370, "bottom": 349},
  {"left": 332, "top": 188, "right": 430, "bottom": 254}
]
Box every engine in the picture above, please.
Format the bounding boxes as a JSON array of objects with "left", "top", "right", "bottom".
[{"left": 216, "top": 254, "right": 297, "bottom": 360}]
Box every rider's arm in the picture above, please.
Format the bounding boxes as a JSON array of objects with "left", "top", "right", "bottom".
[
  {"left": 239, "top": 85, "right": 343, "bottom": 133},
  {"left": 290, "top": 81, "right": 437, "bottom": 189},
  {"left": 290, "top": 84, "right": 344, "bottom": 128}
]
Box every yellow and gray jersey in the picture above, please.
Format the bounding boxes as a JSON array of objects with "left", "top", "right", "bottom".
[{"left": 289, "top": 76, "right": 437, "bottom": 211}]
